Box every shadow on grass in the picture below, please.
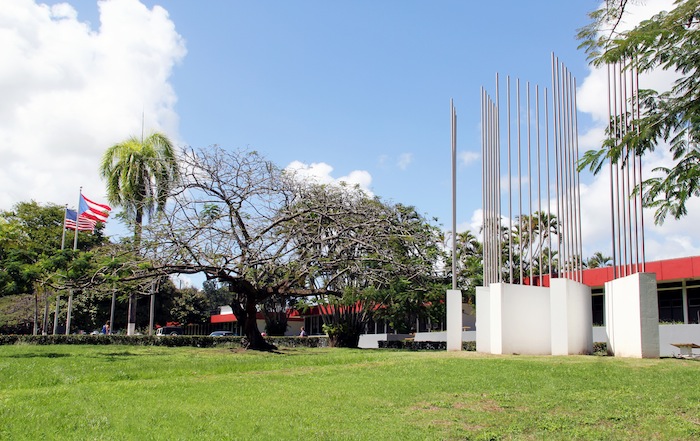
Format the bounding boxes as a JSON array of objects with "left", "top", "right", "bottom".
[
  {"left": 100, "top": 351, "right": 141, "bottom": 357},
  {"left": 3, "top": 352, "right": 70, "bottom": 359},
  {"left": 93, "top": 350, "right": 174, "bottom": 360}
]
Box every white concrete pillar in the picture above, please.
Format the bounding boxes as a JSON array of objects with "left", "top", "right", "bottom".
[
  {"left": 550, "top": 278, "right": 593, "bottom": 355},
  {"left": 446, "top": 289, "right": 463, "bottom": 351},
  {"left": 605, "top": 273, "right": 659, "bottom": 358},
  {"left": 475, "top": 286, "right": 491, "bottom": 353}
]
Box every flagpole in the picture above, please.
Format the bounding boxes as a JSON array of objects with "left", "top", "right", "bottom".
[
  {"left": 67, "top": 187, "right": 82, "bottom": 335},
  {"left": 72, "top": 187, "right": 81, "bottom": 251},
  {"left": 57, "top": 206, "right": 68, "bottom": 334},
  {"left": 61, "top": 206, "right": 68, "bottom": 250}
]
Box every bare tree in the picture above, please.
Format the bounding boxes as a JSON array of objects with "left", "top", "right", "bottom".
[{"left": 140, "top": 146, "right": 439, "bottom": 349}]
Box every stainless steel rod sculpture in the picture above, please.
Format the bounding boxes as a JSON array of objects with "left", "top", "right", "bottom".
[
  {"left": 607, "top": 59, "right": 646, "bottom": 276},
  {"left": 481, "top": 54, "right": 584, "bottom": 286}
]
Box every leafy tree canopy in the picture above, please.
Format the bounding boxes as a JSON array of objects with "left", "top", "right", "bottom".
[
  {"left": 578, "top": 0, "right": 700, "bottom": 223},
  {"left": 0, "top": 201, "right": 106, "bottom": 296}
]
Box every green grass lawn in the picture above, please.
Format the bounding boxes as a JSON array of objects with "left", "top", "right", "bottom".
[{"left": 0, "top": 345, "right": 698, "bottom": 440}]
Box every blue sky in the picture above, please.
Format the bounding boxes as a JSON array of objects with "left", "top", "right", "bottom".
[{"left": 3, "top": 0, "right": 698, "bottom": 287}]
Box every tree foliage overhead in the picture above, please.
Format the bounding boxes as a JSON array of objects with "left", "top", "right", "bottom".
[{"left": 578, "top": 0, "right": 700, "bottom": 223}]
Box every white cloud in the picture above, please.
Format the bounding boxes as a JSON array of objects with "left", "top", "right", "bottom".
[
  {"left": 468, "top": 209, "right": 483, "bottom": 240},
  {"left": 170, "top": 273, "right": 194, "bottom": 289},
  {"left": 285, "top": 160, "right": 374, "bottom": 196},
  {"left": 459, "top": 151, "right": 479, "bottom": 167},
  {"left": 397, "top": 152, "right": 413, "bottom": 170},
  {"left": 0, "top": 0, "right": 186, "bottom": 214}
]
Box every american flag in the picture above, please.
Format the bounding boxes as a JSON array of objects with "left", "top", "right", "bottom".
[{"left": 64, "top": 208, "right": 96, "bottom": 232}]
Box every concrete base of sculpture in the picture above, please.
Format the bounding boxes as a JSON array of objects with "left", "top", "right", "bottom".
[
  {"left": 476, "top": 280, "right": 592, "bottom": 355},
  {"left": 446, "top": 289, "right": 463, "bottom": 351},
  {"left": 550, "top": 278, "right": 593, "bottom": 355},
  {"left": 605, "top": 272, "right": 659, "bottom": 358}
]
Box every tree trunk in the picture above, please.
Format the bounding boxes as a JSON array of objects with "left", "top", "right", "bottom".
[
  {"left": 243, "top": 293, "right": 276, "bottom": 351},
  {"left": 65, "top": 290, "right": 73, "bottom": 335},
  {"left": 53, "top": 295, "right": 60, "bottom": 335},
  {"left": 127, "top": 293, "right": 136, "bottom": 335},
  {"left": 42, "top": 293, "right": 50, "bottom": 335},
  {"left": 32, "top": 290, "right": 38, "bottom": 336},
  {"left": 134, "top": 207, "right": 143, "bottom": 251}
]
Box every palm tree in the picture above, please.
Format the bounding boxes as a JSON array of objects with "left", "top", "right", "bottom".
[
  {"left": 100, "top": 132, "right": 179, "bottom": 335},
  {"left": 585, "top": 251, "right": 613, "bottom": 269},
  {"left": 100, "top": 132, "right": 179, "bottom": 248}
]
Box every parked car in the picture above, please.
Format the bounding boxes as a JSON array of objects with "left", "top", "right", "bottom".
[
  {"left": 209, "top": 331, "right": 234, "bottom": 337},
  {"left": 155, "top": 326, "right": 183, "bottom": 336}
]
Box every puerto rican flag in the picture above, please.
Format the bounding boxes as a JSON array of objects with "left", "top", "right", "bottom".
[{"left": 78, "top": 193, "right": 111, "bottom": 223}]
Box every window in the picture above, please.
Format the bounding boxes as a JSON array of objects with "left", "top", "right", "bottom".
[
  {"left": 592, "top": 295, "right": 604, "bottom": 326},
  {"left": 658, "top": 289, "right": 684, "bottom": 323},
  {"left": 304, "top": 315, "right": 325, "bottom": 335},
  {"left": 687, "top": 286, "right": 700, "bottom": 324}
]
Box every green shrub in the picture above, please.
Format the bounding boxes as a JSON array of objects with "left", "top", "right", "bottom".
[
  {"left": 322, "top": 323, "right": 361, "bottom": 348},
  {"left": 593, "top": 341, "right": 609, "bottom": 356},
  {"left": 378, "top": 340, "right": 477, "bottom": 351},
  {"left": 265, "top": 336, "right": 329, "bottom": 348}
]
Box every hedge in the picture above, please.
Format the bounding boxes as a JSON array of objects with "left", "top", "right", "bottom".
[
  {"left": 0, "top": 334, "right": 329, "bottom": 349},
  {"left": 378, "top": 340, "right": 477, "bottom": 351},
  {"left": 379, "top": 340, "right": 610, "bottom": 355}
]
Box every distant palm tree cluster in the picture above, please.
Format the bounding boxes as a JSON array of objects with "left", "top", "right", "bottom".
[{"left": 585, "top": 251, "right": 613, "bottom": 269}]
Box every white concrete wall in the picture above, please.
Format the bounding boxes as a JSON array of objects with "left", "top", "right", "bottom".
[
  {"left": 593, "top": 324, "right": 699, "bottom": 357},
  {"left": 357, "top": 333, "right": 412, "bottom": 349},
  {"left": 500, "top": 284, "right": 551, "bottom": 355},
  {"left": 592, "top": 326, "right": 607, "bottom": 345},
  {"left": 550, "top": 278, "right": 593, "bottom": 355},
  {"left": 414, "top": 330, "right": 476, "bottom": 342},
  {"left": 475, "top": 286, "right": 491, "bottom": 353},
  {"left": 361, "top": 325, "right": 700, "bottom": 355},
  {"left": 478, "top": 283, "right": 551, "bottom": 355},
  {"left": 605, "top": 273, "right": 660, "bottom": 358},
  {"left": 659, "top": 324, "right": 700, "bottom": 357},
  {"left": 446, "top": 289, "right": 463, "bottom": 351}
]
